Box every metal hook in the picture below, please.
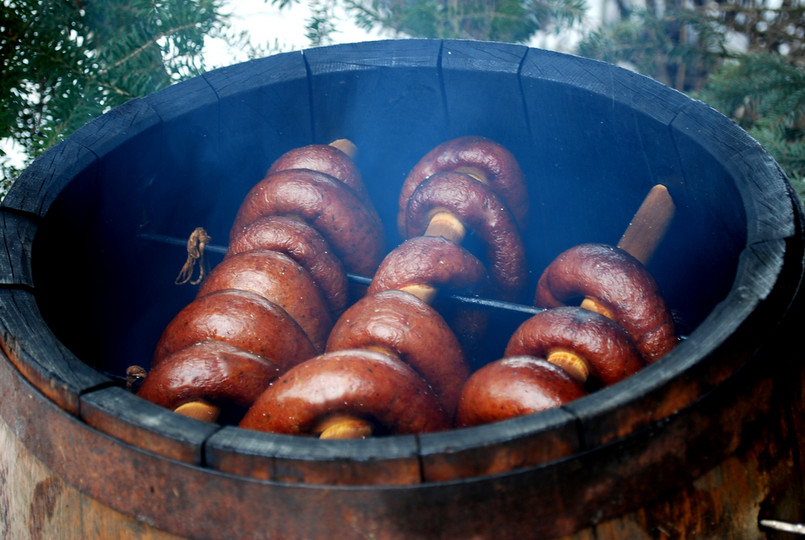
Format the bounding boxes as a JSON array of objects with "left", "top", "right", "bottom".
[{"left": 759, "top": 519, "right": 805, "bottom": 535}]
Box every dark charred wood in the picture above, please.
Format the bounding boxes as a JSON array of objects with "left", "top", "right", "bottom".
[{"left": 1, "top": 38, "right": 804, "bottom": 539}]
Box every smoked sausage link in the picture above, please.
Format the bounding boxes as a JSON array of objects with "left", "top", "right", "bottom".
[
  {"left": 152, "top": 289, "right": 316, "bottom": 372},
  {"left": 239, "top": 349, "right": 451, "bottom": 435},
  {"left": 196, "top": 249, "right": 333, "bottom": 353},
  {"left": 326, "top": 290, "right": 471, "bottom": 419},
  {"left": 456, "top": 356, "right": 587, "bottom": 427},
  {"left": 535, "top": 243, "right": 678, "bottom": 362}
]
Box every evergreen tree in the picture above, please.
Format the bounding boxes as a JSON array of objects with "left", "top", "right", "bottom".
[
  {"left": 574, "top": 0, "right": 805, "bottom": 190},
  {"left": 697, "top": 53, "right": 805, "bottom": 195},
  {"left": 1, "top": 0, "right": 228, "bottom": 194},
  {"left": 275, "top": 0, "right": 586, "bottom": 44},
  {"left": 575, "top": 7, "right": 728, "bottom": 92}
]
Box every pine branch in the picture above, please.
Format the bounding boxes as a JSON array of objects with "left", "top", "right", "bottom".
[
  {"left": 97, "top": 21, "right": 199, "bottom": 77},
  {"left": 1, "top": 0, "right": 227, "bottom": 179},
  {"left": 697, "top": 53, "right": 805, "bottom": 183}
]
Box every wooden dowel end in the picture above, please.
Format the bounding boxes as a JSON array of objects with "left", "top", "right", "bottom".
[
  {"left": 546, "top": 349, "right": 589, "bottom": 384},
  {"left": 329, "top": 139, "right": 358, "bottom": 160},
  {"left": 314, "top": 413, "right": 373, "bottom": 439},
  {"left": 424, "top": 211, "right": 466, "bottom": 244},
  {"left": 174, "top": 400, "right": 221, "bottom": 423},
  {"left": 617, "top": 184, "right": 675, "bottom": 265}
]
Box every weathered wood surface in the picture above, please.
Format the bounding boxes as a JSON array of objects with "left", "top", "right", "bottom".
[
  {"left": 0, "top": 414, "right": 184, "bottom": 540},
  {"left": 0, "top": 211, "right": 36, "bottom": 288},
  {"left": 1, "top": 39, "right": 804, "bottom": 538},
  {"left": 2, "top": 341, "right": 803, "bottom": 539},
  {"left": 206, "top": 427, "right": 424, "bottom": 485},
  {"left": 0, "top": 412, "right": 796, "bottom": 540},
  {"left": 0, "top": 288, "right": 109, "bottom": 415},
  {"left": 80, "top": 386, "right": 219, "bottom": 465}
]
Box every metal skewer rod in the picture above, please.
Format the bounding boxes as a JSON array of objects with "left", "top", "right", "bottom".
[
  {"left": 138, "top": 184, "right": 674, "bottom": 321},
  {"left": 137, "top": 233, "right": 545, "bottom": 317}
]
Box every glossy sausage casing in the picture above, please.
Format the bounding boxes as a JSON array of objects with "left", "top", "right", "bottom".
[
  {"left": 138, "top": 340, "right": 281, "bottom": 412},
  {"left": 227, "top": 216, "right": 349, "bottom": 315},
  {"left": 535, "top": 243, "right": 678, "bottom": 362},
  {"left": 404, "top": 171, "right": 527, "bottom": 300},
  {"left": 196, "top": 249, "right": 333, "bottom": 353},
  {"left": 326, "top": 290, "right": 471, "bottom": 419},
  {"left": 239, "top": 349, "right": 451, "bottom": 435},
  {"left": 230, "top": 169, "right": 384, "bottom": 276},
  {"left": 266, "top": 143, "right": 371, "bottom": 206},
  {"left": 152, "top": 288, "right": 316, "bottom": 371},
  {"left": 397, "top": 135, "right": 528, "bottom": 234},
  {"left": 368, "top": 236, "right": 488, "bottom": 296},
  {"left": 456, "top": 355, "right": 587, "bottom": 427},
  {"left": 505, "top": 306, "right": 644, "bottom": 386}
]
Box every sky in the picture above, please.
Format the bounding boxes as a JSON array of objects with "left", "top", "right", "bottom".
[
  {"left": 201, "top": 0, "right": 591, "bottom": 70},
  {"left": 1, "top": 1, "right": 387, "bottom": 171},
  {"left": 203, "top": 1, "right": 390, "bottom": 69},
  {"left": 3, "top": 1, "right": 595, "bottom": 172}
]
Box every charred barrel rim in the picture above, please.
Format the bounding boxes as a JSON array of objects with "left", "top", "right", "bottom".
[{"left": 3, "top": 39, "right": 803, "bottom": 485}]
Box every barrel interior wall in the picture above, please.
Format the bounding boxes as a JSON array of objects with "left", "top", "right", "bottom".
[
  {"left": 28, "top": 41, "right": 748, "bottom": 379},
  {"left": 517, "top": 62, "right": 747, "bottom": 330},
  {"left": 194, "top": 52, "right": 315, "bottom": 242},
  {"left": 31, "top": 165, "right": 197, "bottom": 374},
  {"left": 31, "top": 54, "right": 316, "bottom": 374},
  {"left": 4, "top": 40, "right": 804, "bottom": 539}
]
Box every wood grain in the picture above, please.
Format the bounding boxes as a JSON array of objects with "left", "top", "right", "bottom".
[
  {"left": 1, "top": 39, "right": 804, "bottom": 539},
  {"left": 80, "top": 386, "right": 220, "bottom": 465},
  {"left": 0, "top": 288, "right": 109, "bottom": 415},
  {"left": 0, "top": 210, "right": 37, "bottom": 288},
  {"left": 0, "top": 414, "right": 184, "bottom": 540},
  {"left": 4, "top": 343, "right": 802, "bottom": 539},
  {"left": 206, "top": 426, "right": 423, "bottom": 485}
]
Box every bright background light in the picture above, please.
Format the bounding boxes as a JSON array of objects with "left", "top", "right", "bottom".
[
  {"left": 1, "top": 2, "right": 389, "bottom": 172},
  {"left": 203, "top": 1, "right": 390, "bottom": 69}
]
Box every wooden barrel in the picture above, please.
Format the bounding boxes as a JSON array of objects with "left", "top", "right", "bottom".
[{"left": 2, "top": 39, "right": 804, "bottom": 538}]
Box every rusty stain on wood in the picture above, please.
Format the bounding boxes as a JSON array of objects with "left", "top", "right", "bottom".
[
  {"left": 1, "top": 413, "right": 184, "bottom": 540},
  {"left": 1, "top": 39, "right": 805, "bottom": 538},
  {"left": 28, "top": 477, "right": 62, "bottom": 540}
]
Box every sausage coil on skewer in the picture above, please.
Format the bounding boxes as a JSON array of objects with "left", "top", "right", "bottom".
[
  {"left": 326, "top": 289, "right": 472, "bottom": 420},
  {"left": 457, "top": 185, "right": 678, "bottom": 426},
  {"left": 197, "top": 249, "right": 333, "bottom": 354},
  {"left": 239, "top": 349, "right": 450, "bottom": 437},
  {"left": 393, "top": 138, "right": 530, "bottom": 359},
  {"left": 366, "top": 235, "right": 491, "bottom": 368},
  {"left": 139, "top": 140, "right": 373, "bottom": 423},
  {"left": 397, "top": 135, "right": 528, "bottom": 235},
  {"left": 456, "top": 306, "right": 644, "bottom": 428},
  {"left": 456, "top": 356, "right": 587, "bottom": 428},
  {"left": 227, "top": 216, "right": 349, "bottom": 316},
  {"left": 368, "top": 236, "right": 489, "bottom": 303},
  {"left": 138, "top": 251, "right": 331, "bottom": 422},
  {"left": 265, "top": 140, "right": 372, "bottom": 207},
  {"left": 505, "top": 306, "right": 645, "bottom": 386},
  {"left": 230, "top": 168, "right": 385, "bottom": 277},
  {"left": 534, "top": 243, "right": 679, "bottom": 363},
  {"left": 138, "top": 341, "right": 283, "bottom": 423},
  {"left": 245, "top": 256, "right": 480, "bottom": 435},
  {"left": 151, "top": 289, "right": 316, "bottom": 371},
  {"left": 456, "top": 186, "right": 679, "bottom": 428},
  {"left": 403, "top": 170, "right": 527, "bottom": 301},
  {"left": 245, "top": 223, "right": 487, "bottom": 436},
  {"left": 241, "top": 137, "right": 529, "bottom": 438}
]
